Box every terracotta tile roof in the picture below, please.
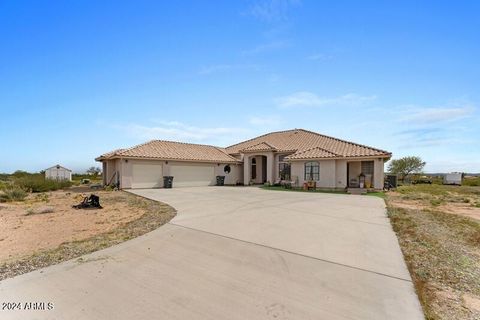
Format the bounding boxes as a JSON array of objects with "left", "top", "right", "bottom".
[
  {"left": 97, "top": 129, "right": 391, "bottom": 163},
  {"left": 225, "top": 129, "right": 391, "bottom": 159},
  {"left": 96, "top": 140, "right": 239, "bottom": 163},
  {"left": 285, "top": 147, "right": 340, "bottom": 160},
  {"left": 240, "top": 142, "right": 277, "bottom": 153},
  {"left": 96, "top": 149, "right": 125, "bottom": 160}
]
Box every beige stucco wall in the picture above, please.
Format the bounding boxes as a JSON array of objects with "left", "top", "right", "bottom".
[
  {"left": 111, "top": 159, "right": 243, "bottom": 188},
  {"left": 214, "top": 163, "right": 243, "bottom": 185},
  {"left": 291, "top": 160, "right": 336, "bottom": 188},
  {"left": 374, "top": 158, "right": 385, "bottom": 189},
  {"left": 319, "top": 160, "right": 336, "bottom": 188},
  {"left": 102, "top": 154, "right": 386, "bottom": 190},
  {"left": 335, "top": 160, "right": 347, "bottom": 188},
  {"left": 290, "top": 161, "right": 303, "bottom": 186}
]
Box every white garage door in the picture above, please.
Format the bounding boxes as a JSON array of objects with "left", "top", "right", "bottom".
[
  {"left": 132, "top": 163, "right": 163, "bottom": 188},
  {"left": 170, "top": 165, "right": 215, "bottom": 187}
]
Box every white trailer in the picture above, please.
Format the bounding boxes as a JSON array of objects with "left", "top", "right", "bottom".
[{"left": 443, "top": 172, "right": 462, "bottom": 185}]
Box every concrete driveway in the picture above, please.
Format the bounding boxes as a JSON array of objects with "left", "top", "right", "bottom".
[{"left": 0, "top": 187, "right": 423, "bottom": 319}]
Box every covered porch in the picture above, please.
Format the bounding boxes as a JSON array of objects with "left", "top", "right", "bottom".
[{"left": 346, "top": 159, "right": 385, "bottom": 190}]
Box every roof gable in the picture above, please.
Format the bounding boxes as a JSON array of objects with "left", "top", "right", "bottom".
[{"left": 240, "top": 142, "right": 277, "bottom": 153}]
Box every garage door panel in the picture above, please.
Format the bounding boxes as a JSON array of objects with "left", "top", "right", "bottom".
[
  {"left": 132, "top": 164, "right": 163, "bottom": 189},
  {"left": 170, "top": 165, "right": 215, "bottom": 187}
]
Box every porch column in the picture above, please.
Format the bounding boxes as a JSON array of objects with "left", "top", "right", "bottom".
[
  {"left": 243, "top": 155, "right": 250, "bottom": 185},
  {"left": 373, "top": 158, "right": 384, "bottom": 189},
  {"left": 266, "top": 153, "right": 274, "bottom": 183}
]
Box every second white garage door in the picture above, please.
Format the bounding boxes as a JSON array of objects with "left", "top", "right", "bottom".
[
  {"left": 132, "top": 163, "right": 163, "bottom": 188},
  {"left": 170, "top": 165, "right": 215, "bottom": 187}
]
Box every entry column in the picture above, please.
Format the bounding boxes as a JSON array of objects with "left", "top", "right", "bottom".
[
  {"left": 266, "top": 153, "right": 274, "bottom": 183},
  {"left": 243, "top": 155, "right": 250, "bottom": 185}
]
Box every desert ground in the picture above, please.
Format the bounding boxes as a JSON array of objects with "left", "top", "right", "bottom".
[
  {"left": 386, "top": 184, "right": 480, "bottom": 320},
  {"left": 0, "top": 188, "right": 175, "bottom": 279}
]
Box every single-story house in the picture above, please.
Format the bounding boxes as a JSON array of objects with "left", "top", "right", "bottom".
[
  {"left": 45, "top": 164, "right": 72, "bottom": 181},
  {"left": 96, "top": 129, "right": 391, "bottom": 190}
]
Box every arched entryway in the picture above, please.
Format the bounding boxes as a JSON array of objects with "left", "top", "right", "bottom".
[{"left": 248, "top": 155, "right": 267, "bottom": 184}]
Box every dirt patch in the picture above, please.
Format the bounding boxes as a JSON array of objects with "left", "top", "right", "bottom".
[
  {"left": 442, "top": 203, "right": 480, "bottom": 221},
  {"left": 463, "top": 294, "right": 480, "bottom": 313},
  {"left": 0, "top": 189, "right": 176, "bottom": 280},
  {"left": 387, "top": 185, "right": 480, "bottom": 320},
  {"left": 388, "top": 188, "right": 480, "bottom": 222}
]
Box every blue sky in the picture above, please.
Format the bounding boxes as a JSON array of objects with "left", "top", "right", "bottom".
[{"left": 1, "top": 0, "right": 479, "bottom": 173}]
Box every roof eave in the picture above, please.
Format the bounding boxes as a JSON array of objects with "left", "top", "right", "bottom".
[
  {"left": 104, "top": 155, "right": 241, "bottom": 164},
  {"left": 286, "top": 154, "right": 392, "bottom": 161}
]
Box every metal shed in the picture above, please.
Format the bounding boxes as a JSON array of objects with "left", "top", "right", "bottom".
[{"left": 45, "top": 164, "right": 72, "bottom": 181}]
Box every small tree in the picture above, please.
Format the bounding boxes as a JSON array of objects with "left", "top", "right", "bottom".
[
  {"left": 86, "top": 166, "right": 101, "bottom": 177},
  {"left": 387, "top": 156, "right": 426, "bottom": 181}
]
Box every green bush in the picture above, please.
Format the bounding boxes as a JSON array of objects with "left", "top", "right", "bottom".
[
  {"left": 14, "top": 175, "right": 72, "bottom": 193},
  {"left": 0, "top": 187, "right": 27, "bottom": 202},
  {"left": 463, "top": 177, "right": 480, "bottom": 187}
]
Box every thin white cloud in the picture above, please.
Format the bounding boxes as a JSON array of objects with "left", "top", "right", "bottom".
[
  {"left": 399, "top": 105, "right": 475, "bottom": 123},
  {"left": 117, "top": 121, "right": 248, "bottom": 143},
  {"left": 275, "top": 91, "right": 377, "bottom": 108},
  {"left": 391, "top": 101, "right": 477, "bottom": 150},
  {"left": 246, "top": 0, "right": 301, "bottom": 22}
]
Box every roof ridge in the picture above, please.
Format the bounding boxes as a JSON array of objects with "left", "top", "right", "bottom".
[
  {"left": 115, "top": 140, "right": 155, "bottom": 156},
  {"left": 116, "top": 139, "right": 226, "bottom": 156},
  {"left": 297, "top": 129, "right": 391, "bottom": 155},
  {"left": 150, "top": 139, "right": 224, "bottom": 148}
]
